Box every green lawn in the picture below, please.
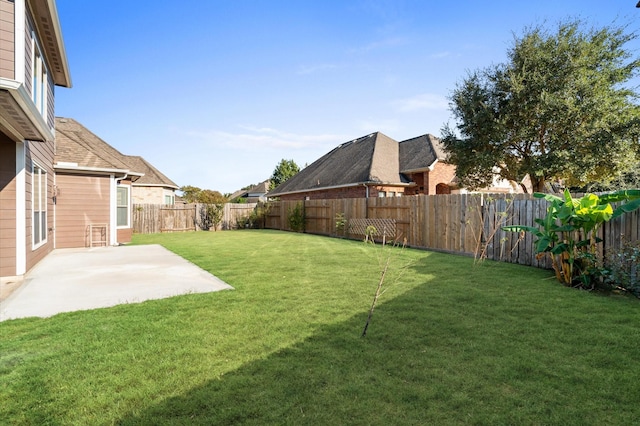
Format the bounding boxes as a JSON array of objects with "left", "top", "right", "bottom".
[{"left": 1, "top": 230, "right": 639, "bottom": 425}]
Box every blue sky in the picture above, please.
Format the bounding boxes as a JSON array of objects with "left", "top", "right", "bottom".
[{"left": 55, "top": 1, "right": 640, "bottom": 194}]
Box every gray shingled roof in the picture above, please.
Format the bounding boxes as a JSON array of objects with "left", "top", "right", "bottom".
[
  {"left": 55, "top": 117, "right": 132, "bottom": 171},
  {"left": 399, "top": 134, "right": 446, "bottom": 172},
  {"left": 126, "top": 155, "right": 179, "bottom": 188},
  {"left": 268, "top": 132, "right": 412, "bottom": 196},
  {"left": 247, "top": 180, "right": 270, "bottom": 195},
  {"left": 267, "top": 132, "right": 445, "bottom": 197}
]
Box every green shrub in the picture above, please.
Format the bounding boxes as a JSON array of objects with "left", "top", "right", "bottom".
[
  {"left": 603, "top": 241, "right": 640, "bottom": 297},
  {"left": 199, "top": 203, "right": 224, "bottom": 231},
  {"left": 335, "top": 212, "right": 346, "bottom": 237},
  {"left": 287, "top": 202, "right": 305, "bottom": 232},
  {"left": 236, "top": 203, "right": 271, "bottom": 229}
]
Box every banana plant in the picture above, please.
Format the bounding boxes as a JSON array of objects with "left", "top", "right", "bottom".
[{"left": 503, "top": 189, "right": 640, "bottom": 287}]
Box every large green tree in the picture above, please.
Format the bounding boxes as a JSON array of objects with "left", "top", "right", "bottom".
[
  {"left": 441, "top": 20, "right": 640, "bottom": 193},
  {"left": 269, "top": 159, "right": 300, "bottom": 190},
  {"left": 179, "top": 186, "right": 227, "bottom": 204}
]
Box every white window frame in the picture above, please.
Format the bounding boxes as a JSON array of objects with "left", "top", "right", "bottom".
[
  {"left": 32, "top": 162, "right": 47, "bottom": 249},
  {"left": 31, "top": 30, "right": 48, "bottom": 118},
  {"left": 116, "top": 185, "right": 130, "bottom": 228}
]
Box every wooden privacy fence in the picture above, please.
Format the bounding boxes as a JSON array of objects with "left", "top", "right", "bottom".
[
  {"left": 133, "top": 203, "right": 258, "bottom": 233},
  {"left": 264, "top": 194, "right": 640, "bottom": 269},
  {"left": 133, "top": 204, "right": 198, "bottom": 234},
  {"left": 222, "top": 203, "right": 258, "bottom": 230}
]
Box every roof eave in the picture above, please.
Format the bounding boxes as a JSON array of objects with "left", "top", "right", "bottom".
[
  {"left": 402, "top": 159, "right": 439, "bottom": 174},
  {"left": 29, "top": 0, "right": 72, "bottom": 87},
  {"left": 131, "top": 183, "right": 179, "bottom": 189},
  {"left": 268, "top": 181, "right": 413, "bottom": 198},
  {"left": 0, "top": 81, "right": 54, "bottom": 142},
  {"left": 54, "top": 163, "right": 145, "bottom": 180}
]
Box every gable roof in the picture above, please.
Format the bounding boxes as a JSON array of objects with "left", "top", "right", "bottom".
[
  {"left": 267, "top": 132, "right": 411, "bottom": 197},
  {"left": 54, "top": 118, "right": 177, "bottom": 188},
  {"left": 399, "top": 134, "right": 446, "bottom": 172},
  {"left": 126, "top": 156, "right": 179, "bottom": 189},
  {"left": 230, "top": 180, "right": 270, "bottom": 200},
  {"left": 247, "top": 180, "right": 270, "bottom": 195},
  {"left": 54, "top": 117, "right": 134, "bottom": 172}
]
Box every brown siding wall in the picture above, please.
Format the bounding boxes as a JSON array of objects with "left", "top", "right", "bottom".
[
  {"left": 117, "top": 228, "right": 132, "bottom": 243},
  {"left": 46, "top": 72, "right": 54, "bottom": 128},
  {"left": 24, "top": 10, "right": 32, "bottom": 94},
  {"left": 55, "top": 173, "right": 111, "bottom": 248},
  {"left": 0, "top": 135, "right": 17, "bottom": 276},
  {"left": 0, "top": 0, "right": 15, "bottom": 80}
]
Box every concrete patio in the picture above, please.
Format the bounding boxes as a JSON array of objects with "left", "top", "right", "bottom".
[{"left": 0, "top": 244, "right": 233, "bottom": 321}]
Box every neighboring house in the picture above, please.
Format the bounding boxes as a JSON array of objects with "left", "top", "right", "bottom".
[
  {"left": 267, "top": 132, "right": 454, "bottom": 200},
  {"left": 125, "top": 155, "right": 179, "bottom": 205},
  {"left": 230, "top": 180, "right": 270, "bottom": 203},
  {"left": 267, "top": 132, "right": 523, "bottom": 201},
  {"left": 53, "top": 117, "right": 144, "bottom": 248},
  {"left": 0, "top": 0, "right": 72, "bottom": 278}
]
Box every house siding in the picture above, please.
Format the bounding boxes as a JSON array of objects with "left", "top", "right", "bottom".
[
  {"left": 0, "top": 0, "right": 15, "bottom": 80},
  {"left": 0, "top": 135, "right": 17, "bottom": 276},
  {"left": 55, "top": 173, "right": 111, "bottom": 248},
  {"left": 24, "top": 9, "right": 32, "bottom": 94},
  {"left": 117, "top": 228, "right": 132, "bottom": 243},
  {"left": 24, "top": 139, "right": 54, "bottom": 271},
  {"left": 46, "top": 71, "right": 54, "bottom": 129}
]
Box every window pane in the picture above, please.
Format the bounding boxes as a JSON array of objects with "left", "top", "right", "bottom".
[
  {"left": 117, "top": 187, "right": 128, "bottom": 206},
  {"left": 33, "top": 168, "right": 41, "bottom": 211},
  {"left": 34, "top": 211, "right": 40, "bottom": 244},
  {"left": 41, "top": 213, "right": 47, "bottom": 242},
  {"left": 32, "top": 165, "right": 47, "bottom": 246},
  {"left": 117, "top": 206, "right": 128, "bottom": 227}
]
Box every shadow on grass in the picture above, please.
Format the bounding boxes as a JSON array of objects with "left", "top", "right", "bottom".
[
  {"left": 114, "top": 260, "right": 620, "bottom": 426},
  {"left": 115, "top": 284, "right": 450, "bottom": 425}
]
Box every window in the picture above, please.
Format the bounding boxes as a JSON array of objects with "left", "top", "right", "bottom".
[
  {"left": 32, "top": 164, "right": 47, "bottom": 247},
  {"left": 117, "top": 186, "right": 129, "bottom": 227},
  {"left": 164, "top": 194, "right": 175, "bottom": 205},
  {"left": 378, "top": 191, "right": 387, "bottom": 198},
  {"left": 31, "top": 32, "right": 48, "bottom": 118}
]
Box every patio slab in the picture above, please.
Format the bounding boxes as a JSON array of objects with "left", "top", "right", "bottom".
[{"left": 0, "top": 244, "right": 233, "bottom": 321}]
